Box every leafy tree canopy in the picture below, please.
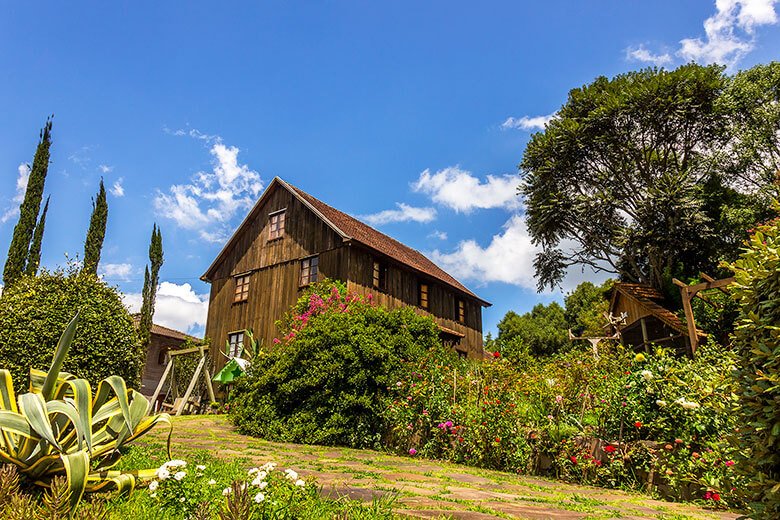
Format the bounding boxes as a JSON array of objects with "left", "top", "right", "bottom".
[
  {"left": 521, "top": 63, "right": 777, "bottom": 292},
  {"left": 495, "top": 302, "right": 569, "bottom": 360}
]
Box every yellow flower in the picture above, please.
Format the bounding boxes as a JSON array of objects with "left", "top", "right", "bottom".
[{"left": 634, "top": 353, "right": 646, "bottom": 362}]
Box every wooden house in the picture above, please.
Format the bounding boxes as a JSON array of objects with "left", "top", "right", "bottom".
[
  {"left": 201, "top": 177, "right": 490, "bottom": 370},
  {"left": 609, "top": 283, "right": 703, "bottom": 356},
  {"left": 132, "top": 314, "right": 200, "bottom": 396}
]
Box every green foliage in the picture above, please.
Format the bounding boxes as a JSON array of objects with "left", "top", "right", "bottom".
[
  {"left": 564, "top": 280, "right": 613, "bottom": 336},
  {"left": 3, "top": 118, "right": 52, "bottom": 288},
  {"left": 0, "top": 314, "right": 172, "bottom": 512},
  {"left": 0, "top": 266, "right": 144, "bottom": 392},
  {"left": 728, "top": 209, "right": 780, "bottom": 518},
  {"left": 520, "top": 63, "right": 775, "bottom": 292},
  {"left": 83, "top": 179, "right": 108, "bottom": 275},
  {"left": 494, "top": 303, "right": 569, "bottom": 359},
  {"left": 138, "top": 224, "right": 163, "bottom": 348},
  {"left": 229, "top": 281, "right": 440, "bottom": 448},
  {"left": 24, "top": 196, "right": 49, "bottom": 277}
]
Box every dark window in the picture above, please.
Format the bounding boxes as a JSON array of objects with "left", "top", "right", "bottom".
[
  {"left": 227, "top": 331, "right": 244, "bottom": 358},
  {"left": 419, "top": 282, "right": 429, "bottom": 310},
  {"left": 234, "top": 274, "right": 250, "bottom": 303},
  {"left": 300, "top": 256, "right": 319, "bottom": 286},
  {"left": 457, "top": 299, "right": 466, "bottom": 323},
  {"left": 372, "top": 260, "right": 388, "bottom": 291},
  {"left": 269, "top": 210, "right": 285, "bottom": 240},
  {"left": 157, "top": 348, "right": 168, "bottom": 365}
]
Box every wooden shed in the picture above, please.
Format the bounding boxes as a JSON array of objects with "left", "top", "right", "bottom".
[
  {"left": 132, "top": 314, "right": 200, "bottom": 396},
  {"left": 609, "top": 283, "right": 704, "bottom": 356}
]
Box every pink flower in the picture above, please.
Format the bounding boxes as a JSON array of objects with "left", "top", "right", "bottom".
[
  {"left": 555, "top": 395, "right": 563, "bottom": 404},
  {"left": 272, "top": 338, "right": 281, "bottom": 344},
  {"left": 408, "top": 448, "right": 417, "bottom": 456},
  {"left": 725, "top": 460, "right": 735, "bottom": 467}
]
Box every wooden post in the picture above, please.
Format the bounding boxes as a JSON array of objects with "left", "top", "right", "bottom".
[
  {"left": 177, "top": 355, "right": 206, "bottom": 416},
  {"left": 680, "top": 286, "right": 699, "bottom": 356},
  {"left": 640, "top": 318, "right": 650, "bottom": 352},
  {"left": 148, "top": 357, "right": 173, "bottom": 410}
]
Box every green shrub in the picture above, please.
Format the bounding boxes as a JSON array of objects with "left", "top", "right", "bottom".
[
  {"left": 229, "top": 281, "right": 440, "bottom": 448},
  {"left": 0, "top": 266, "right": 143, "bottom": 392},
  {"left": 728, "top": 212, "right": 780, "bottom": 518}
]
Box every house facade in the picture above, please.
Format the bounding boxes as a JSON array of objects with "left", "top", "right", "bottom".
[
  {"left": 201, "top": 178, "right": 490, "bottom": 370},
  {"left": 132, "top": 315, "right": 199, "bottom": 396}
]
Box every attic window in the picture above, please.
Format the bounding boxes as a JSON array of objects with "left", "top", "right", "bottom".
[
  {"left": 269, "top": 210, "right": 286, "bottom": 240},
  {"left": 456, "top": 299, "right": 466, "bottom": 323},
  {"left": 300, "top": 256, "right": 319, "bottom": 286},
  {"left": 372, "top": 260, "right": 388, "bottom": 291},
  {"left": 419, "top": 282, "right": 429, "bottom": 310},
  {"left": 234, "top": 274, "right": 250, "bottom": 303}
]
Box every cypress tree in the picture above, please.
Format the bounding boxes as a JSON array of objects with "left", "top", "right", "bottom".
[
  {"left": 138, "top": 224, "right": 163, "bottom": 346},
  {"left": 82, "top": 178, "right": 108, "bottom": 275},
  {"left": 3, "top": 118, "right": 53, "bottom": 287},
  {"left": 24, "top": 195, "right": 50, "bottom": 277}
]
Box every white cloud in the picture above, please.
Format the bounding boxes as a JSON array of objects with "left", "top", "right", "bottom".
[
  {"left": 429, "top": 215, "right": 539, "bottom": 290},
  {"left": 100, "top": 263, "right": 135, "bottom": 281},
  {"left": 99, "top": 164, "right": 113, "bottom": 173},
  {"left": 1, "top": 163, "right": 30, "bottom": 223},
  {"left": 123, "top": 281, "right": 209, "bottom": 335},
  {"left": 625, "top": 45, "right": 673, "bottom": 66},
  {"left": 501, "top": 114, "right": 553, "bottom": 131},
  {"left": 360, "top": 203, "right": 437, "bottom": 226},
  {"left": 165, "top": 127, "right": 221, "bottom": 143},
  {"left": 428, "top": 230, "right": 448, "bottom": 240},
  {"left": 412, "top": 166, "right": 521, "bottom": 213},
  {"left": 110, "top": 178, "right": 125, "bottom": 197},
  {"left": 155, "top": 141, "right": 263, "bottom": 243}
]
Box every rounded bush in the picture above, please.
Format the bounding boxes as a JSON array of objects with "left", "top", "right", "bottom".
[{"left": 0, "top": 267, "right": 143, "bottom": 392}]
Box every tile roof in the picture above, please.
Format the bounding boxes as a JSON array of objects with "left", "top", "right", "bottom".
[
  {"left": 131, "top": 314, "right": 200, "bottom": 342},
  {"left": 286, "top": 181, "right": 488, "bottom": 305},
  {"left": 612, "top": 283, "right": 702, "bottom": 337}
]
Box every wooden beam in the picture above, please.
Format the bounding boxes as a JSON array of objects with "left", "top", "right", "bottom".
[
  {"left": 700, "top": 273, "right": 732, "bottom": 295},
  {"left": 168, "top": 346, "right": 203, "bottom": 356},
  {"left": 680, "top": 286, "right": 699, "bottom": 356},
  {"left": 148, "top": 358, "right": 173, "bottom": 411}
]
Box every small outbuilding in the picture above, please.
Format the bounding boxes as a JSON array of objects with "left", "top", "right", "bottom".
[
  {"left": 609, "top": 283, "right": 704, "bottom": 356},
  {"left": 132, "top": 314, "right": 200, "bottom": 396}
]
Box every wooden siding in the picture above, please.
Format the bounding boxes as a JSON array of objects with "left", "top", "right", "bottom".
[
  {"left": 204, "top": 183, "right": 485, "bottom": 368},
  {"left": 345, "top": 245, "right": 484, "bottom": 358},
  {"left": 204, "top": 185, "right": 348, "bottom": 368},
  {"left": 139, "top": 333, "right": 188, "bottom": 396}
]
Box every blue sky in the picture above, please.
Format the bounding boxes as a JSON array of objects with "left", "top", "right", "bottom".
[{"left": 1, "top": 1, "right": 780, "bottom": 337}]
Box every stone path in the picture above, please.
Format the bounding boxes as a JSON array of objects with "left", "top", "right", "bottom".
[{"left": 141, "top": 415, "right": 739, "bottom": 520}]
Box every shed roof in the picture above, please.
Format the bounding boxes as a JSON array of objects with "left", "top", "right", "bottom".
[
  {"left": 131, "top": 314, "right": 200, "bottom": 342},
  {"left": 201, "top": 177, "right": 490, "bottom": 306},
  {"left": 610, "top": 283, "right": 701, "bottom": 337}
]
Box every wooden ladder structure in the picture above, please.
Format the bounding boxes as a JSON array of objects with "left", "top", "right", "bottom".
[{"left": 673, "top": 273, "right": 735, "bottom": 356}]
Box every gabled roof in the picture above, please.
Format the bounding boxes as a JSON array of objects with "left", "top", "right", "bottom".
[
  {"left": 610, "top": 283, "right": 701, "bottom": 337},
  {"left": 201, "top": 177, "right": 490, "bottom": 306},
  {"left": 131, "top": 314, "right": 200, "bottom": 342}
]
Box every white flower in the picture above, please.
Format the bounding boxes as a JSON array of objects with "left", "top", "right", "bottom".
[
  {"left": 156, "top": 467, "right": 170, "bottom": 480},
  {"left": 223, "top": 487, "right": 232, "bottom": 496},
  {"left": 174, "top": 471, "right": 186, "bottom": 481},
  {"left": 257, "top": 481, "right": 268, "bottom": 490},
  {"left": 149, "top": 492, "right": 157, "bottom": 498},
  {"left": 284, "top": 469, "right": 298, "bottom": 481},
  {"left": 295, "top": 479, "right": 305, "bottom": 487},
  {"left": 260, "top": 462, "right": 277, "bottom": 472},
  {"left": 179, "top": 497, "right": 185, "bottom": 503},
  {"left": 254, "top": 492, "right": 265, "bottom": 503},
  {"left": 251, "top": 473, "right": 268, "bottom": 487},
  {"left": 196, "top": 465, "right": 206, "bottom": 471},
  {"left": 208, "top": 479, "right": 217, "bottom": 485},
  {"left": 655, "top": 400, "right": 667, "bottom": 407},
  {"left": 248, "top": 467, "right": 259, "bottom": 475},
  {"left": 164, "top": 459, "right": 187, "bottom": 469},
  {"left": 148, "top": 480, "right": 159, "bottom": 492},
  {"left": 682, "top": 400, "right": 700, "bottom": 410},
  {"left": 640, "top": 370, "right": 653, "bottom": 382}
]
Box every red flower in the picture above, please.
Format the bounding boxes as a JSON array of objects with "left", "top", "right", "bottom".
[
  {"left": 570, "top": 456, "right": 577, "bottom": 465},
  {"left": 634, "top": 421, "right": 642, "bottom": 428},
  {"left": 712, "top": 493, "right": 721, "bottom": 501},
  {"left": 493, "top": 351, "right": 500, "bottom": 358},
  {"left": 604, "top": 445, "right": 616, "bottom": 454}
]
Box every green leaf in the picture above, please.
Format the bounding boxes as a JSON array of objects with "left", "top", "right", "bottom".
[{"left": 41, "top": 313, "right": 79, "bottom": 401}]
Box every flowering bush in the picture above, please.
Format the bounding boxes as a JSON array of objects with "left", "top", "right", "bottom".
[{"left": 229, "top": 280, "right": 440, "bottom": 448}]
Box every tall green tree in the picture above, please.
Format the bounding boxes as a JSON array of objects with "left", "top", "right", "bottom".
[
  {"left": 495, "top": 302, "right": 569, "bottom": 360},
  {"left": 82, "top": 179, "right": 108, "bottom": 275},
  {"left": 3, "top": 118, "right": 53, "bottom": 287},
  {"left": 138, "top": 224, "right": 163, "bottom": 346},
  {"left": 24, "top": 195, "right": 50, "bottom": 277},
  {"left": 520, "top": 64, "right": 774, "bottom": 292}
]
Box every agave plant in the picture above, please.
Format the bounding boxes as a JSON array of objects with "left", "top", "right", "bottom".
[{"left": 0, "top": 313, "right": 171, "bottom": 510}]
